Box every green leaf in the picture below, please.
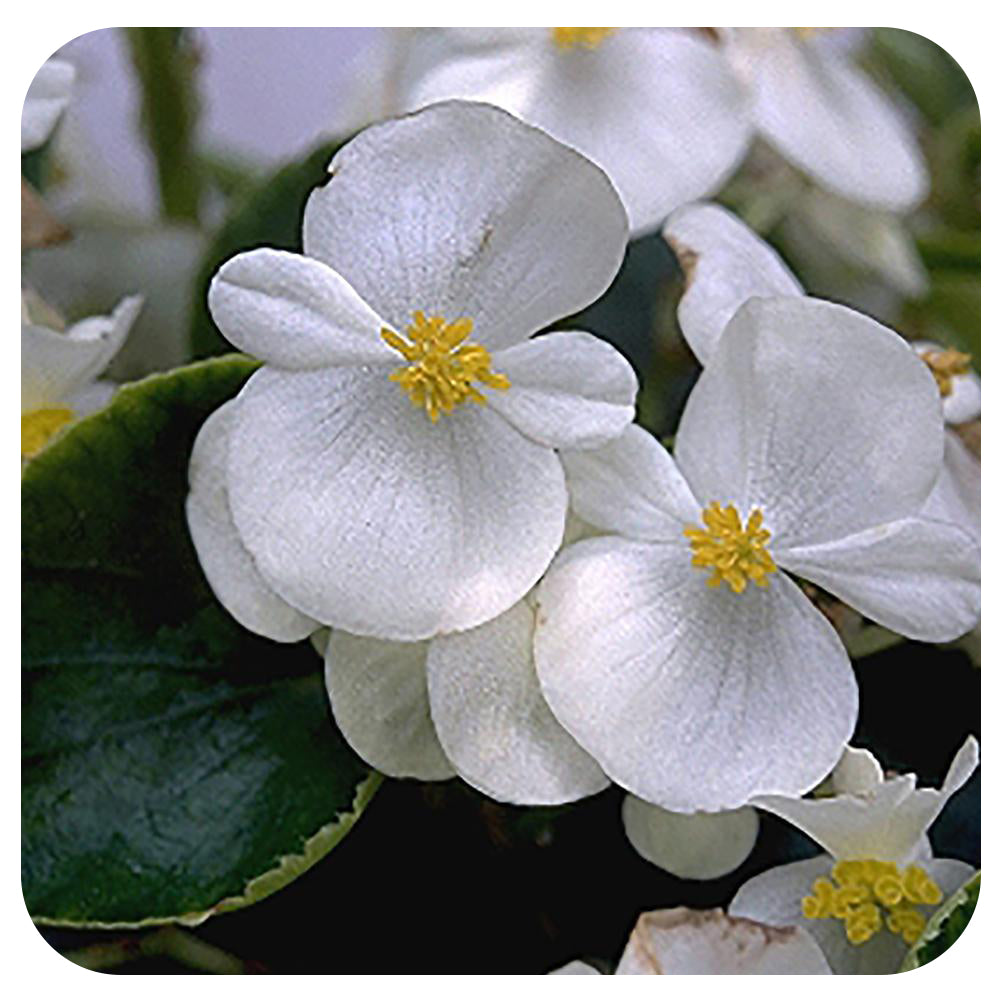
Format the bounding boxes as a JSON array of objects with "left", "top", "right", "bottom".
[
  {"left": 899, "top": 870, "right": 980, "bottom": 972},
  {"left": 23, "top": 356, "right": 378, "bottom": 927},
  {"left": 187, "top": 138, "right": 351, "bottom": 359}
]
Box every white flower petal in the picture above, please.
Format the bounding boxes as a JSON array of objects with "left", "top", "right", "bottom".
[
  {"left": 396, "top": 30, "right": 752, "bottom": 235},
  {"left": 63, "top": 380, "right": 116, "bottom": 418},
  {"left": 663, "top": 202, "right": 802, "bottom": 364},
  {"left": 207, "top": 249, "right": 394, "bottom": 369},
  {"left": 534, "top": 537, "right": 857, "bottom": 812},
  {"left": 675, "top": 296, "right": 944, "bottom": 548},
  {"left": 486, "top": 332, "right": 637, "bottom": 449},
  {"left": 427, "top": 598, "right": 607, "bottom": 805},
  {"left": 943, "top": 372, "right": 981, "bottom": 424},
  {"left": 185, "top": 402, "right": 318, "bottom": 642},
  {"left": 729, "top": 855, "right": 909, "bottom": 974},
  {"left": 227, "top": 366, "right": 567, "bottom": 640},
  {"left": 622, "top": 796, "right": 758, "bottom": 879},
  {"left": 21, "top": 296, "right": 142, "bottom": 410},
  {"left": 777, "top": 517, "right": 980, "bottom": 642},
  {"left": 911, "top": 340, "right": 982, "bottom": 424},
  {"left": 549, "top": 960, "right": 600, "bottom": 975},
  {"left": 303, "top": 101, "right": 627, "bottom": 351},
  {"left": 615, "top": 907, "right": 831, "bottom": 975},
  {"left": 831, "top": 746, "right": 884, "bottom": 796},
  {"left": 561, "top": 424, "right": 702, "bottom": 542},
  {"left": 922, "top": 430, "right": 980, "bottom": 541},
  {"left": 743, "top": 33, "right": 928, "bottom": 210},
  {"left": 752, "top": 737, "right": 979, "bottom": 865},
  {"left": 927, "top": 859, "right": 977, "bottom": 902},
  {"left": 21, "top": 57, "right": 75, "bottom": 152},
  {"left": 323, "top": 631, "right": 455, "bottom": 781}
]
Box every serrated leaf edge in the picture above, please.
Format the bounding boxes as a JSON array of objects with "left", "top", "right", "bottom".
[
  {"left": 898, "top": 869, "right": 981, "bottom": 972},
  {"left": 31, "top": 771, "right": 382, "bottom": 931}
]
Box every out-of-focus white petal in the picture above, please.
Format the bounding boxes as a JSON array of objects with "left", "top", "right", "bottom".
[
  {"left": 922, "top": 430, "right": 980, "bottom": 541},
  {"left": 615, "top": 907, "right": 831, "bottom": 974},
  {"left": 427, "top": 599, "right": 607, "bottom": 805},
  {"left": 324, "top": 631, "right": 455, "bottom": 781},
  {"left": 737, "top": 31, "right": 928, "bottom": 210},
  {"left": 561, "top": 424, "right": 702, "bottom": 542},
  {"left": 21, "top": 296, "right": 142, "bottom": 410},
  {"left": 303, "top": 101, "right": 627, "bottom": 352},
  {"left": 663, "top": 202, "right": 802, "bottom": 364},
  {"left": 777, "top": 517, "right": 980, "bottom": 642},
  {"left": 622, "top": 796, "right": 758, "bottom": 879},
  {"left": 207, "top": 249, "right": 394, "bottom": 369},
  {"left": 21, "top": 57, "right": 75, "bottom": 152},
  {"left": 831, "top": 746, "right": 884, "bottom": 796},
  {"left": 185, "top": 402, "right": 318, "bottom": 642},
  {"left": 396, "top": 29, "right": 752, "bottom": 235},
  {"left": 226, "top": 366, "right": 566, "bottom": 640},
  {"left": 534, "top": 537, "right": 857, "bottom": 812},
  {"left": 675, "top": 297, "right": 943, "bottom": 548},
  {"left": 485, "top": 332, "right": 637, "bottom": 449},
  {"left": 549, "top": 960, "right": 600, "bottom": 975}
]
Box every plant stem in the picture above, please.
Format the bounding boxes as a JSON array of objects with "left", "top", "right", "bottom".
[{"left": 63, "top": 927, "right": 253, "bottom": 974}]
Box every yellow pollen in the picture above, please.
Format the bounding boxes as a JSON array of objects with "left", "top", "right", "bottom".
[
  {"left": 683, "top": 502, "right": 777, "bottom": 594},
  {"left": 802, "top": 859, "right": 944, "bottom": 947},
  {"left": 21, "top": 407, "right": 74, "bottom": 460},
  {"left": 920, "top": 347, "right": 972, "bottom": 397},
  {"left": 382, "top": 311, "right": 510, "bottom": 424},
  {"left": 551, "top": 27, "right": 616, "bottom": 50}
]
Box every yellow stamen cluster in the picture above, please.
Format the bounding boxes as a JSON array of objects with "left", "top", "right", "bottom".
[
  {"left": 684, "top": 502, "right": 777, "bottom": 594},
  {"left": 551, "top": 28, "right": 616, "bottom": 50},
  {"left": 920, "top": 347, "right": 972, "bottom": 397},
  {"left": 802, "top": 860, "right": 943, "bottom": 946},
  {"left": 21, "top": 407, "right": 74, "bottom": 460},
  {"left": 382, "top": 311, "right": 510, "bottom": 423}
]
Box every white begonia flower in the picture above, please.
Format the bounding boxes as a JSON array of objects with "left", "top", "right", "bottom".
[
  {"left": 188, "top": 403, "right": 606, "bottom": 803},
  {"left": 622, "top": 796, "right": 759, "bottom": 879},
  {"left": 389, "top": 28, "right": 753, "bottom": 235},
  {"left": 195, "top": 101, "right": 637, "bottom": 643},
  {"left": 551, "top": 908, "right": 831, "bottom": 975},
  {"left": 731, "top": 737, "right": 979, "bottom": 975},
  {"left": 21, "top": 57, "right": 75, "bottom": 153},
  {"left": 21, "top": 294, "right": 142, "bottom": 461},
  {"left": 664, "top": 201, "right": 981, "bottom": 545},
  {"left": 721, "top": 29, "right": 928, "bottom": 212},
  {"left": 534, "top": 297, "right": 980, "bottom": 813}
]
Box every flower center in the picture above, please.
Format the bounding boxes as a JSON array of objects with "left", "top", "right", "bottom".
[
  {"left": 684, "top": 502, "right": 777, "bottom": 594},
  {"left": 802, "top": 859, "right": 943, "bottom": 946},
  {"left": 21, "top": 406, "right": 74, "bottom": 460},
  {"left": 920, "top": 347, "right": 972, "bottom": 397},
  {"left": 382, "top": 311, "right": 510, "bottom": 423},
  {"left": 550, "top": 27, "right": 616, "bottom": 50}
]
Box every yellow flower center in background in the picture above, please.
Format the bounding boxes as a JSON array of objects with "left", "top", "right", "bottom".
[
  {"left": 684, "top": 502, "right": 777, "bottom": 594},
  {"left": 21, "top": 407, "right": 74, "bottom": 460},
  {"left": 551, "top": 28, "right": 616, "bottom": 50},
  {"left": 382, "top": 311, "right": 510, "bottom": 423},
  {"left": 803, "top": 859, "right": 943, "bottom": 946},
  {"left": 920, "top": 347, "right": 972, "bottom": 397}
]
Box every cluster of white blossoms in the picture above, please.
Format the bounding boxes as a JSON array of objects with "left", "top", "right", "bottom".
[
  {"left": 185, "top": 69, "right": 979, "bottom": 975},
  {"left": 380, "top": 28, "right": 927, "bottom": 234}
]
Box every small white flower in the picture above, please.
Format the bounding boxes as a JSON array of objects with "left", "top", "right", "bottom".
[
  {"left": 552, "top": 907, "right": 832, "bottom": 974},
  {"left": 389, "top": 29, "right": 753, "bottom": 234},
  {"left": 664, "top": 201, "right": 981, "bottom": 544},
  {"left": 21, "top": 294, "right": 142, "bottom": 461},
  {"left": 721, "top": 29, "right": 928, "bottom": 211},
  {"left": 21, "top": 57, "right": 75, "bottom": 153},
  {"left": 533, "top": 297, "right": 979, "bottom": 812},
  {"left": 188, "top": 102, "right": 637, "bottom": 643},
  {"left": 731, "top": 737, "right": 979, "bottom": 974},
  {"left": 622, "top": 796, "right": 758, "bottom": 879}
]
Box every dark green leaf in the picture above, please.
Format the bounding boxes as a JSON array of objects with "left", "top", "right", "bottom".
[
  {"left": 899, "top": 870, "right": 980, "bottom": 971},
  {"left": 23, "top": 356, "right": 378, "bottom": 927}
]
